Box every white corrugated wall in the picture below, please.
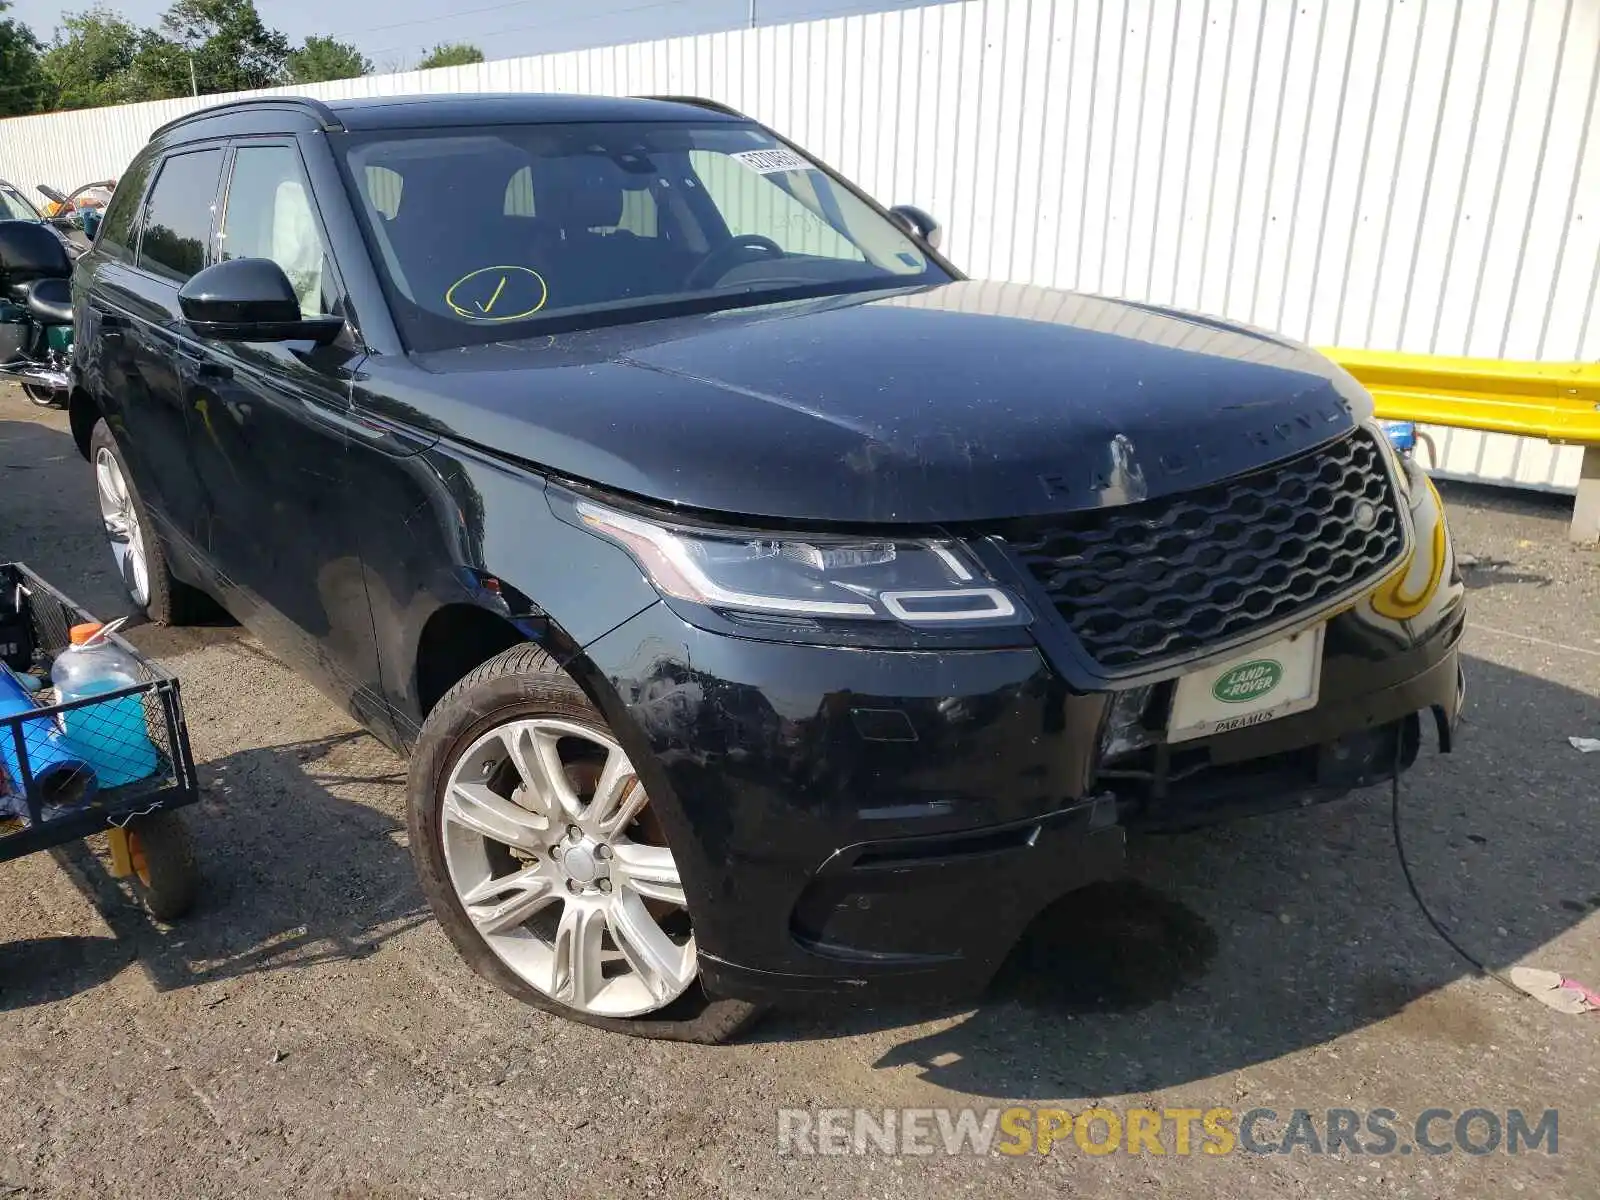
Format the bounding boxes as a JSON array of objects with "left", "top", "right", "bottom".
[{"left": 0, "top": 0, "right": 1594, "bottom": 489}]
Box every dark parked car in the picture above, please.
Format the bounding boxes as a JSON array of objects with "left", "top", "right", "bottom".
[{"left": 63, "top": 93, "right": 1465, "bottom": 1042}]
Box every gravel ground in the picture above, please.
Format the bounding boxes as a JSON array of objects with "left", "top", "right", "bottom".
[{"left": 0, "top": 392, "right": 1596, "bottom": 1199}]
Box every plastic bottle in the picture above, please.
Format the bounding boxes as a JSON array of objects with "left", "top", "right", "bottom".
[{"left": 50, "top": 621, "right": 157, "bottom": 788}]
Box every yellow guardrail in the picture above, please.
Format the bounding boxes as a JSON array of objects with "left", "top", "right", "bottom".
[{"left": 1320, "top": 350, "right": 1600, "bottom": 446}]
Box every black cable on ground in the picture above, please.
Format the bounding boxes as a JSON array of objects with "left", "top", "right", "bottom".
[{"left": 1389, "top": 731, "right": 1526, "bottom": 999}]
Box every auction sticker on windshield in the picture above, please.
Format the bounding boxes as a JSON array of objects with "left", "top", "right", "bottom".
[
  {"left": 1166, "top": 625, "right": 1325, "bottom": 742},
  {"left": 732, "top": 147, "right": 814, "bottom": 174}
]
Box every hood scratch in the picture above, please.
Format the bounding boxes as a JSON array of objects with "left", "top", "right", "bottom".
[{"left": 614, "top": 353, "right": 885, "bottom": 442}]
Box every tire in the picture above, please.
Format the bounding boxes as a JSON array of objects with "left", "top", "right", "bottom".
[
  {"left": 407, "top": 643, "right": 762, "bottom": 1044},
  {"left": 125, "top": 810, "right": 200, "bottom": 921},
  {"left": 89, "top": 419, "right": 211, "bottom": 626},
  {"left": 23, "top": 383, "right": 63, "bottom": 408}
]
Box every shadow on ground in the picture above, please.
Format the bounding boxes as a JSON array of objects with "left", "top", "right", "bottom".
[
  {"left": 37, "top": 729, "right": 431, "bottom": 998},
  {"left": 0, "top": 936, "right": 132, "bottom": 1011},
  {"left": 0, "top": 726, "right": 429, "bottom": 1012},
  {"left": 1457, "top": 556, "right": 1553, "bottom": 590},
  {"left": 1432, "top": 477, "right": 1577, "bottom": 523}
]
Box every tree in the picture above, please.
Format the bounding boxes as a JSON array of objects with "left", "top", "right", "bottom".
[
  {"left": 0, "top": 1, "right": 52, "bottom": 116},
  {"left": 129, "top": 0, "right": 290, "bottom": 98},
  {"left": 120, "top": 31, "right": 194, "bottom": 101},
  {"left": 41, "top": 7, "right": 141, "bottom": 110},
  {"left": 417, "top": 42, "right": 483, "bottom": 69},
  {"left": 286, "top": 35, "right": 370, "bottom": 84}
]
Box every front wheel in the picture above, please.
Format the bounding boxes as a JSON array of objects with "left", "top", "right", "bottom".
[{"left": 407, "top": 644, "right": 761, "bottom": 1043}]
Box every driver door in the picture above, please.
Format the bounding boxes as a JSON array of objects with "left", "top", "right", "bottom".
[{"left": 181, "top": 138, "right": 391, "bottom": 735}]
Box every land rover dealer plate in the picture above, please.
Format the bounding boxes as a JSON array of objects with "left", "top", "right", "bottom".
[{"left": 1167, "top": 625, "right": 1326, "bottom": 743}]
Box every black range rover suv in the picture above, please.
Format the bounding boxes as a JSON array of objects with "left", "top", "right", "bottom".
[{"left": 65, "top": 93, "right": 1465, "bottom": 1042}]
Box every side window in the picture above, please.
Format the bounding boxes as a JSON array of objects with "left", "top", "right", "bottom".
[
  {"left": 220, "top": 145, "right": 334, "bottom": 318},
  {"left": 688, "top": 149, "right": 862, "bottom": 261},
  {"left": 136, "top": 148, "right": 225, "bottom": 283}
]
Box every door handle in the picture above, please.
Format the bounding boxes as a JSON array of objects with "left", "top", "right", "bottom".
[
  {"left": 95, "top": 311, "right": 130, "bottom": 341},
  {"left": 174, "top": 344, "right": 232, "bottom": 381}
]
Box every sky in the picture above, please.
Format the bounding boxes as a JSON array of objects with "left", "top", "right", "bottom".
[{"left": 9, "top": 0, "right": 931, "bottom": 70}]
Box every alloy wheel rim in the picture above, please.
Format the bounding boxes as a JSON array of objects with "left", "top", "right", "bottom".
[
  {"left": 440, "top": 716, "right": 696, "bottom": 1018},
  {"left": 95, "top": 447, "right": 148, "bottom": 607}
]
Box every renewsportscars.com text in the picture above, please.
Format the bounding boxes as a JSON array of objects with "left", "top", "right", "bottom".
[{"left": 777, "top": 1106, "right": 1559, "bottom": 1157}]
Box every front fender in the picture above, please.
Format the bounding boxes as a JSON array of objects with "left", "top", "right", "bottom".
[{"left": 347, "top": 435, "right": 663, "bottom": 734}]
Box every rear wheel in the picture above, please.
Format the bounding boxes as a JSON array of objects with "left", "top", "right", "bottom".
[
  {"left": 407, "top": 644, "right": 761, "bottom": 1043},
  {"left": 89, "top": 419, "right": 210, "bottom": 625},
  {"left": 23, "top": 384, "right": 62, "bottom": 408}
]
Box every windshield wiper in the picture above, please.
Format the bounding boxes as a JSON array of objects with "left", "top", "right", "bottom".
[{"left": 449, "top": 277, "right": 932, "bottom": 342}]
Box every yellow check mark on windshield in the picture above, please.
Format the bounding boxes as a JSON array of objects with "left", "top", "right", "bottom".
[{"left": 475, "top": 275, "right": 508, "bottom": 314}]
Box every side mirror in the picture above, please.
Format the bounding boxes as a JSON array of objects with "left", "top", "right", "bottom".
[
  {"left": 48, "top": 213, "right": 81, "bottom": 232},
  {"left": 888, "top": 204, "right": 942, "bottom": 250},
  {"left": 178, "top": 258, "right": 342, "bottom": 345}
]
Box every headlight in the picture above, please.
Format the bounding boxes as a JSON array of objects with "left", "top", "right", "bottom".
[{"left": 575, "top": 500, "right": 1028, "bottom": 627}]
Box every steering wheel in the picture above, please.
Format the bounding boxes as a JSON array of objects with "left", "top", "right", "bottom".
[{"left": 686, "top": 234, "right": 785, "bottom": 289}]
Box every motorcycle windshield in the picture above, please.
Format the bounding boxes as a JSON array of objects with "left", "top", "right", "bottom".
[{"left": 0, "top": 183, "right": 43, "bottom": 221}]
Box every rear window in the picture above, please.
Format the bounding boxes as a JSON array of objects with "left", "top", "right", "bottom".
[
  {"left": 338, "top": 121, "right": 944, "bottom": 351},
  {"left": 136, "top": 148, "right": 224, "bottom": 283}
]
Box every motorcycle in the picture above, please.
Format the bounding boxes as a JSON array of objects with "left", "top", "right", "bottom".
[
  {"left": 0, "top": 216, "right": 78, "bottom": 408},
  {"left": 0, "top": 180, "right": 109, "bottom": 408}
]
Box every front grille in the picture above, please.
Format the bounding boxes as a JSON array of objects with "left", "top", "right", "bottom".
[{"left": 1006, "top": 429, "right": 1406, "bottom": 671}]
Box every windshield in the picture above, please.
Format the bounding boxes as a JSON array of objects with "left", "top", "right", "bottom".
[
  {"left": 0, "top": 184, "right": 42, "bottom": 222},
  {"left": 336, "top": 121, "right": 949, "bottom": 350}
]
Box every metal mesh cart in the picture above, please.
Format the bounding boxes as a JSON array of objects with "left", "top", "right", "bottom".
[{"left": 0, "top": 562, "right": 200, "bottom": 919}]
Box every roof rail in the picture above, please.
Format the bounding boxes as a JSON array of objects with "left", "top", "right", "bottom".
[
  {"left": 637, "top": 95, "right": 748, "bottom": 118},
  {"left": 149, "top": 95, "right": 344, "bottom": 142}
]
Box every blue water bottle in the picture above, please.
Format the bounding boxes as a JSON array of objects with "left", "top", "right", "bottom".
[{"left": 49, "top": 620, "right": 157, "bottom": 789}]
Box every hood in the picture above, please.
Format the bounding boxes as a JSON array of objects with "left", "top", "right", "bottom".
[{"left": 382, "top": 280, "right": 1372, "bottom": 525}]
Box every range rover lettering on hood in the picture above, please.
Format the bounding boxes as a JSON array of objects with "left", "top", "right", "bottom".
[
  {"left": 401, "top": 281, "right": 1374, "bottom": 525},
  {"left": 1040, "top": 397, "right": 1354, "bottom": 507}
]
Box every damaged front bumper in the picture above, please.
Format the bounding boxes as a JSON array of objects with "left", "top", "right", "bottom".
[{"left": 577, "top": 595, "right": 1462, "bottom": 1006}]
